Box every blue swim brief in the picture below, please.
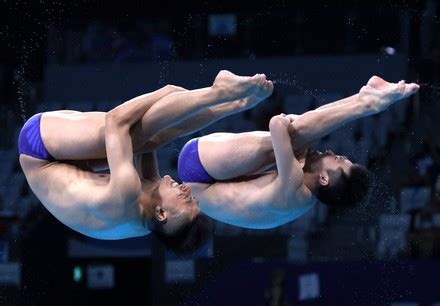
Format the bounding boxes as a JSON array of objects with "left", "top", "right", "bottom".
[
  {"left": 178, "top": 138, "right": 215, "bottom": 183},
  {"left": 18, "top": 113, "right": 55, "bottom": 161}
]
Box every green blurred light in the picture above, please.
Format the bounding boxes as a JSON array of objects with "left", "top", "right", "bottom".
[{"left": 73, "top": 266, "right": 82, "bottom": 283}]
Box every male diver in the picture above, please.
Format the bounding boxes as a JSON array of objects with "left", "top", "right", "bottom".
[
  {"left": 177, "top": 76, "right": 419, "bottom": 228},
  {"left": 19, "top": 70, "right": 273, "bottom": 254}
]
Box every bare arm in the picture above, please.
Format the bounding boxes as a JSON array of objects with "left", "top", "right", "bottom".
[
  {"left": 103, "top": 85, "right": 173, "bottom": 197},
  {"left": 268, "top": 115, "right": 315, "bottom": 214},
  {"left": 269, "top": 115, "right": 305, "bottom": 190},
  {"left": 134, "top": 152, "right": 160, "bottom": 180},
  {"left": 90, "top": 90, "right": 236, "bottom": 172},
  {"left": 104, "top": 111, "right": 142, "bottom": 205},
  {"left": 188, "top": 116, "right": 309, "bottom": 228},
  {"left": 114, "top": 84, "right": 228, "bottom": 149}
]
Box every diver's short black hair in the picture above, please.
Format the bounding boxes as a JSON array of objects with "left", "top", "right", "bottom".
[
  {"left": 315, "top": 164, "right": 373, "bottom": 209},
  {"left": 151, "top": 212, "right": 215, "bottom": 256}
]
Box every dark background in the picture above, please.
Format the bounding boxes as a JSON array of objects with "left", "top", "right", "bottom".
[{"left": 1, "top": 1, "right": 440, "bottom": 305}]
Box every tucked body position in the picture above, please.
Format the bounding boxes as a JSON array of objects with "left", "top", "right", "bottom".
[
  {"left": 178, "top": 76, "right": 420, "bottom": 229},
  {"left": 19, "top": 70, "right": 274, "bottom": 254}
]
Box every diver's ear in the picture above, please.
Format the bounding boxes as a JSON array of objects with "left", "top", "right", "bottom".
[
  {"left": 154, "top": 206, "right": 167, "bottom": 222},
  {"left": 318, "top": 172, "right": 329, "bottom": 187}
]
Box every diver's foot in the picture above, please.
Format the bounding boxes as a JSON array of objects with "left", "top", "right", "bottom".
[
  {"left": 212, "top": 70, "right": 271, "bottom": 101},
  {"left": 359, "top": 78, "right": 419, "bottom": 114}
]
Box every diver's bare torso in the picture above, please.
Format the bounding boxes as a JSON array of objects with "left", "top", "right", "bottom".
[
  {"left": 187, "top": 131, "right": 317, "bottom": 229},
  {"left": 19, "top": 154, "right": 149, "bottom": 239},
  {"left": 190, "top": 171, "right": 316, "bottom": 229}
]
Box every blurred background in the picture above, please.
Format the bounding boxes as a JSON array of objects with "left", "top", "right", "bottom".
[{"left": 1, "top": 1, "right": 440, "bottom": 305}]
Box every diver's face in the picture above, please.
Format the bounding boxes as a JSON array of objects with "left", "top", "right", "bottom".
[
  {"left": 157, "top": 175, "right": 199, "bottom": 234},
  {"left": 319, "top": 151, "right": 353, "bottom": 175},
  {"left": 304, "top": 150, "right": 353, "bottom": 176}
]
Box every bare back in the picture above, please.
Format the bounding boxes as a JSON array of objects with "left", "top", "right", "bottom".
[{"left": 19, "top": 154, "right": 149, "bottom": 239}]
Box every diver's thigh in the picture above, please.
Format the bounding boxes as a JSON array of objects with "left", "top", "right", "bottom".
[
  {"left": 40, "top": 111, "right": 108, "bottom": 160},
  {"left": 198, "top": 132, "right": 273, "bottom": 180}
]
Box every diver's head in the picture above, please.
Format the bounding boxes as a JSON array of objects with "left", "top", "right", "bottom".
[
  {"left": 304, "top": 150, "right": 373, "bottom": 209},
  {"left": 145, "top": 175, "right": 215, "bottom": 255}
]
